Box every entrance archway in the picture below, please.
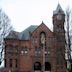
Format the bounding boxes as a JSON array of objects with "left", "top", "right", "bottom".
[
  {"left": 34, "top": 62, "right": 41, "bottom": 71},
  {"left": 45, "top": 62, "right": 51, "bottom": 71}
]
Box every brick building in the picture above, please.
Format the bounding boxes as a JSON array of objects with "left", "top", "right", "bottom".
[{"left": 4, "top": 4, "right": 67, "bottom": 72}]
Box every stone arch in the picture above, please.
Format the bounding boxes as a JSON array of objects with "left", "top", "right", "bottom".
[
  {"left": 45, "top": 62, "right": 51, "bottom": 71},
  {"left": 34, "top": 62, "right": 41, "bottom": 71}
]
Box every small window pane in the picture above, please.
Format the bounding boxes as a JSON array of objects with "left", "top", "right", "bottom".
[
  {"left": 4, "top": 59, "right": 6, "bottom": 68},
  {"left": 15, "top": 59, "right": 18, "bottom": 68},
  {"left": 21, "top": 46, "right": 28, "bottom": 55},
  {"left": 9, "top": 59, "right": 12, "bottom": 68},
  {"left": 35, "top": 48, "right": 41, "bottom": 56}
]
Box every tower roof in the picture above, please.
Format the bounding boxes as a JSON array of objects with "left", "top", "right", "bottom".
[{"left": 53, "top": 4, "right": 64, "bottom": 15}]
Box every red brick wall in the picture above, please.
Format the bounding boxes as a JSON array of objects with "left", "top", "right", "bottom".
[{"left": 4, "top": 23, "right": 67, "bottom": 72}]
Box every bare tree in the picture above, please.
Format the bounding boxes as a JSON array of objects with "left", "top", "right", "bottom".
[
  {"left": 65, "top": 7, "right": 72, "bottom": 71},
  {"left": 0, "top": 9, "right": 13, "bottom": 65},
  {"left": 0, "top": 67, "right": 4, "bottom": 72}
]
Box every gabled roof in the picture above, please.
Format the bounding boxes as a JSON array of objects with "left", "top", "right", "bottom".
[
  {"left": 6, "top": 22, "right": 53, "bottom": 40},
  {"left": 21, "top": 25, "right": 38, "bottom": 40},
  {"left": 6, "top": 30, "right": 19, "bottom": 39},
  {"left": 6, "top": 25, "right": 38, "bottom": 40},
  {"left": 32, "top": 21, "right": 52, "bottom": 34},
  {"left": 53, "top": 3, "right": 64, "bottom": 15}
]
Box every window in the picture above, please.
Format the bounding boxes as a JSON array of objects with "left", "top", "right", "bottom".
[
  {"left": 7, "top": 45, "right": 13, "bottom": 53},
  {"left": 5, "top": 46, "right": 6, "bottom": 54},
  {"left": 21, "top": 46, "right": 28, "bottom": 55},
  {"left": 56, "top": 48, "right": 63, "bottom": 65},
  {"left": 24, "top": 46, "right": 28, "bottom": 54},
  {"left": 9, "top": 59, "right": 12, "bottom": 68},
  {"left": 40, "top": 32, "right": 46, "bottom": 47},
  {"left": 45, "top": 47, "right": 50, "bottom": 57},
  {"left": 13, "top": 45, "right": 18, "bottom": 53},
  {"left": 34, "top": 62, "right": 41, "bottom": 70},
  {"left": 45, "top": 62, "right": 51, "bottom": 71},
  {"left": 32, "top": 37, "right": 37, "bottom": 44},
  {"left": 4, "top": 59, "right": 6, "bottom": 68},
  {"left": 35, "top": 47, "right": 42, "bottom": 56},
  {"left": 15, "top": 59, "right": 18, "bottom": 68},
  {"left": 40, "top": 32, "right": 46, "bottom": 45},
  {"left": 8, "top": 45, "right": 13, "bottom": 49}
]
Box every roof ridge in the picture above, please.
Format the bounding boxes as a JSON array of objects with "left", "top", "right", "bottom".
[
  {"left": 32, "top": 21, "right": 52, "bottom": 34},
  {"left": 21, "top": 25, "right": 38, "bottom": 32},
  {"left": 20, "top": 25, "right": 38, "bottom": 40}
]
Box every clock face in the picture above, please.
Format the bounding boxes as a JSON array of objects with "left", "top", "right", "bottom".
[{"left": 57, "top": 14, "right": 62, "bottom": 20}]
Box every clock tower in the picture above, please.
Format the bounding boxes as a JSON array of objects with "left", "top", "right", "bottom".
[
  {"left": 53, "top": 4, "right": 67, "bottom": 72},
  {"left": 53, "top": 4, "right": 65, "bottom": 42}
]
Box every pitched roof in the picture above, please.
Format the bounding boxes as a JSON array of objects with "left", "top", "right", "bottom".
[
  {"left": 6, "top": 25, "right": 38, "bottom": 40},
  {"left": 6, "top": 30, "right": 19, "bottom": 39},
  {"left": 53, "top": 3, "right": 64, "bottom": 15},
  {"left": 21, "top": 25, "right": 38, "bottom": 40},
  {"left": 32, "top": 21, "right": 52, "bottom": 34}
]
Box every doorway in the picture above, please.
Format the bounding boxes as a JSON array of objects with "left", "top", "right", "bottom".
[
  {"left": 45, "top": 62, "right": 51, "bottom": 71},
  {"left": 34, "top": 62, "right": 41, "bottom": 72}
]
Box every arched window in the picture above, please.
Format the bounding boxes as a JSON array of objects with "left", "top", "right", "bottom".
[
  {"left": 45, "top": 62, "right": 51, "bottom": 71},
  {"left": 40, "top": 32, "right": 46, "bottom": 46},
  {"left": 34, "top": 62, "right": 41, "bottom": 71}
]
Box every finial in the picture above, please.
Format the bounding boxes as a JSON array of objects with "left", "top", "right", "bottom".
[
  {"left": 56, "top": 3, "right": 62, "bottom": 11},
  {"left": 53, "top": 3, "right": 64, "bottom": 15},
  {"left": 42, "top": 21, "right": 44, "bottom": 24}
]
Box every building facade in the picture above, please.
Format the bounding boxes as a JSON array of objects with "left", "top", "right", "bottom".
[{"left": 4, "top": 4, "right": 67, "bottom": 72}]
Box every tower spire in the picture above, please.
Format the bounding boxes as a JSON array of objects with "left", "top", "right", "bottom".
[{"left": 53, "top": 3, "right": 64, "bottom": 15}]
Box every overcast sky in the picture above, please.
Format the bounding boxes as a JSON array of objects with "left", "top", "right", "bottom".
[{"left": 0, "top": 0, "right": 72, "bottom": 32}]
